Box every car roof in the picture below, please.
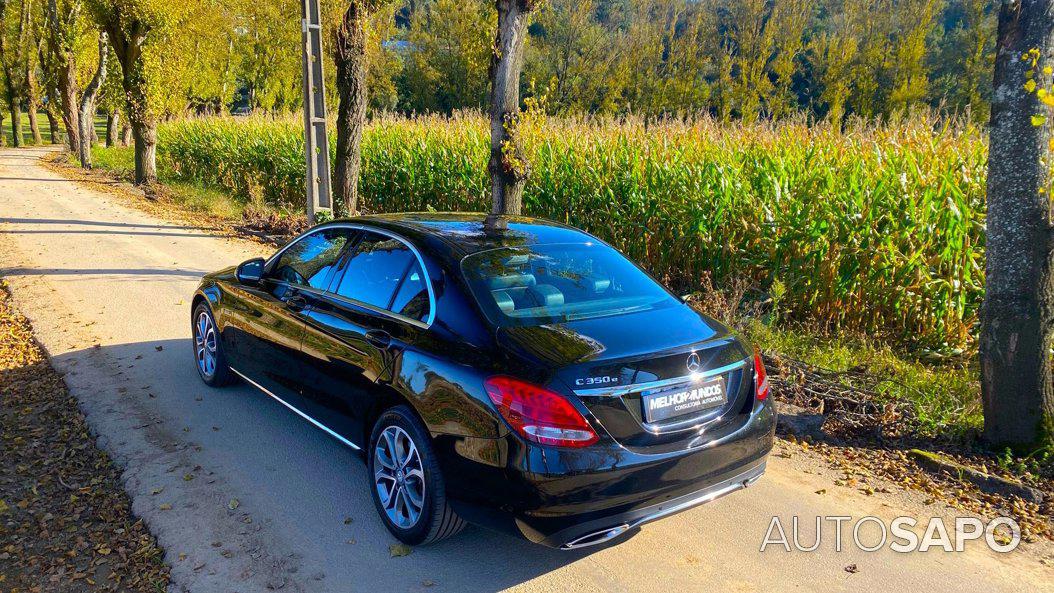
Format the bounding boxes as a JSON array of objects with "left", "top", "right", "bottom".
[{"left": 325, "top": 212, "right": 597, "bottom": 261}]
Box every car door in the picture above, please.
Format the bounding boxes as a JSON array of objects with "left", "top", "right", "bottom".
[
  {"left": 297, "top": 229, "right": 434, "bottom": 443},
  {"left": 225, "top": 227, "right": 358, "bottom": 403}
]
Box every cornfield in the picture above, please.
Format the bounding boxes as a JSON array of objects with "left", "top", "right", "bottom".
[{"left": 158, "top": 112, "right": 988, "bottom": 349}]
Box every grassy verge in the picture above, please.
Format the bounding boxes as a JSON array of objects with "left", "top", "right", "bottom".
[
  {"left": 1, "top": 114, "right": 109, "bottom": 146},
  {"left": 0, "top": 280, "right": 170, "bottom": 591},
  {"left": 745, "top": 320, "right": 981, "bottom": 437},
  {"left": 77, "top": 146, "right": 256, "bottom": 221}
]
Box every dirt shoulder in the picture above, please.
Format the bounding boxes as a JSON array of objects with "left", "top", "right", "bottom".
[{"left": 0, "top": 280, "right": 170, "bottom": 592}]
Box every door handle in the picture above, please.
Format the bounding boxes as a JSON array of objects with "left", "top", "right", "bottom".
[
  {"left": 286, "top": 294, "right": 308, "bottom": 311},
  {"left": 365, "top": 330, "right": 392, "bottom": 349}
]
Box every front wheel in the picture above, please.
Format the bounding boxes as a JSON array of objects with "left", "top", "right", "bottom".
[
  {"left": 191, "top": 302, "right": 234, "bottom": 387},
  {"left": 368, "top": 406, "right": 465, "bottom": 546}
]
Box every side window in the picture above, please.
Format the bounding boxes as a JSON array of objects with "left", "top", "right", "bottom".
[
  {"left": 270, "top": 229, "right": 355, "bottom": 290},
  {"left": 333, "top": 232, "right": 416, "bottom": 309},
  {"left": 390, "top": 261, "right": 431, "bottom": 322}
]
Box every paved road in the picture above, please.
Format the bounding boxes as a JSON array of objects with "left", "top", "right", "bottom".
[{"left": 0, "top": 146, "right": 1051, "bottom": 593}]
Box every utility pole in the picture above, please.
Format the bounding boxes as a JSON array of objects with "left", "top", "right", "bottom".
[{"left": 300, "top": 0, "right": 332, "bottom": 221}]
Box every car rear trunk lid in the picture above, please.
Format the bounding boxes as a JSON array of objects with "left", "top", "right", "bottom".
[{"left": 494, "top": 305, "right": 755, "bottom": 452}]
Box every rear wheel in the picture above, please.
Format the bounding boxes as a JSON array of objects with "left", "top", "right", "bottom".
[
  {"left": 368, "top": 405, "right": 465, "bottom": 546},
  {"left": 192, "top": 302, "right": 234, "bottom": 387}
]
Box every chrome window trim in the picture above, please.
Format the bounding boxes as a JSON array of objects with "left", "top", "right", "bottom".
[
  {"left": 230, "top": 367, "right": 362, "bottom": 450},
  {"left": 572, "top": 359, "right": 749, "bottom": 397},
  {"left": 264, "top": 223, "right": 437, "bottom": 328},
  {"left": 317, "top": 290, "right": 430, "bottom": 330}
]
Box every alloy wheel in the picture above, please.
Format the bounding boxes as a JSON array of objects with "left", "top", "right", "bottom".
[
  {"left": 194, "top": 311, "right": 218, "bottom": 379},
  {"left": 373, "top": 425, "right": 426, "bottom": 529}
]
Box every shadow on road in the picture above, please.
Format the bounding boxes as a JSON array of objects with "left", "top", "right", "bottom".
[
  {"left": 0, "top": 217, "right": 214, "bottom": 231},
  {"left": 49, "top": 337, "right": 596, "bottom": 592},
  {"left": 0, "top": 176, "right": 121, "bottom": 183},
  {"left": 0, "top": 217, "right": 229, "bottom": 240},
  {"left": 0, "top": 267, "right": 209, "bottom": 279}
]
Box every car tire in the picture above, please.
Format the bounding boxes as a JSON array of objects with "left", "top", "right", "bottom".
[
  {"left": 368, "top": 405, "right": 466, "bottom": 546},
  {"left": 191, "top": 302, "right": 235, "bottom": 387}
]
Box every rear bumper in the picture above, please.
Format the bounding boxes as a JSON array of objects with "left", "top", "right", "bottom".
[
  {"left": 441, "top": 399, "right": 776, "bottom": 548},
  {"left": 554, "top": 457, "right": 766, "bottom": 549}
]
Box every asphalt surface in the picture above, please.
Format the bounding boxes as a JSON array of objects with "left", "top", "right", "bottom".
[{"left": 0, "top": 146, "right": 1051, "bottom": 593}]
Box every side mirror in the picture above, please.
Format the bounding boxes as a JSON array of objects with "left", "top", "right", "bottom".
[{"left": 236, "top": 258, "right": 265, "bottom": 285}]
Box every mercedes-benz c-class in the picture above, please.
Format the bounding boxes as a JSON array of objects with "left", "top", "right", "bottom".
[{"left": 190, "top": 213, "right": 775, "bottom": 549}]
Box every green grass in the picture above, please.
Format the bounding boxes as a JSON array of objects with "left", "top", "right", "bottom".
[
  {"left": 89, "top": 145, "right": 255, "bottom": 220},
  {"left": 1, "top": 114, "right": 109, "bottom": 147},
  {"left": 89, "top": 144, "right": 135, "bottom": 174},
  {"left": 744, "top": 319, "right": 981, "bottom": 436},
  {"left": 2, "top": 115, "right": 58, "bottom": 145}
]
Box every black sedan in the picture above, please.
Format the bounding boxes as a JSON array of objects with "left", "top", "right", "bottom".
[{"left": 191, "top": 213, "right": 775, "bottom": 549}]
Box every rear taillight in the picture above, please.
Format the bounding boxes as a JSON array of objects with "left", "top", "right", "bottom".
[
  {"left": 484, "top": 376, "right": 599, "bottom": 447},
  {"left": 753, "top": 350, "right": 770, "bottom": 401}
]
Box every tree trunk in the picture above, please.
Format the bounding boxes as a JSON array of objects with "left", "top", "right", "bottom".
[
  {"left": 106, "top": 110, "right": 119, "bottom": 147},
  {"left": 26, "top": 103, "right": 40, "bottom": 145},
  {"left": 25, "top": 63, "right": 41, "bottom": 145},
  {"left": 78, "top": 33, "right": 108, "bottom": 170},
  {"left": 485, "top": 0, "right": 537, "bottom": 231},
  {"left": 131, "top": 120, "right": 157, "bottom": 184},
  {"left": 8, "top": 96, "right": 22, "bottom": 148},
  {"left": 0, "top": 0, "right": 23, "bottom": 148},
  {"left": 104, "top": 20, "right": 156, "bottom": 185},
  {"left": 45, "top": 106, "right": 60, "bottom": 144},
  {"left": 57, "top": 57, "right": 79, "bottom": 153},
  {"left": 333, "top": 0, "right": 371, "bottom": 217},
  {"left": 981, "top": 0, "right": 1054, "bottom": 450},
  {"left": 45, "top": 0, "right": 79, "bottom": 151},
  {"left": 121, "top": 120, "right": 131, "bottom": 146}
]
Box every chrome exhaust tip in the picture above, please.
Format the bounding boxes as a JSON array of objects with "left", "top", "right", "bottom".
[{"left": 561, "top": 523, "right": 631, "bottom": 550}]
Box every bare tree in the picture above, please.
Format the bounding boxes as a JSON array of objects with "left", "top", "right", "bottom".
[
  {"left": 981, "top": 0, "right": 1054, "bottom": 449},
  {"left": 333, "top": 0, "right": 385, "bottom": 216},
  {"left": 77, "top": 31, "right": 106, "bottom": 168},
  {"left": 485, "top": 0, "right": 540, "bottom": 231}
]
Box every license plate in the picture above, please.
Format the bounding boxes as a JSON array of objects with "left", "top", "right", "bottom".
[{"left": 642, "top": 377, "right": 727, "bottom": 423}]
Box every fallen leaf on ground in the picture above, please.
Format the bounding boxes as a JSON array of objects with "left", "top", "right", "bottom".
[{"left": 389, "top": 543, "right": 412, "bottom": 557}]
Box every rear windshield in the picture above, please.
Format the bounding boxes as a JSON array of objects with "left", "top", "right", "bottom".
[{"left": 460, "top": 242, "right": 679, "bottom": 327}]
